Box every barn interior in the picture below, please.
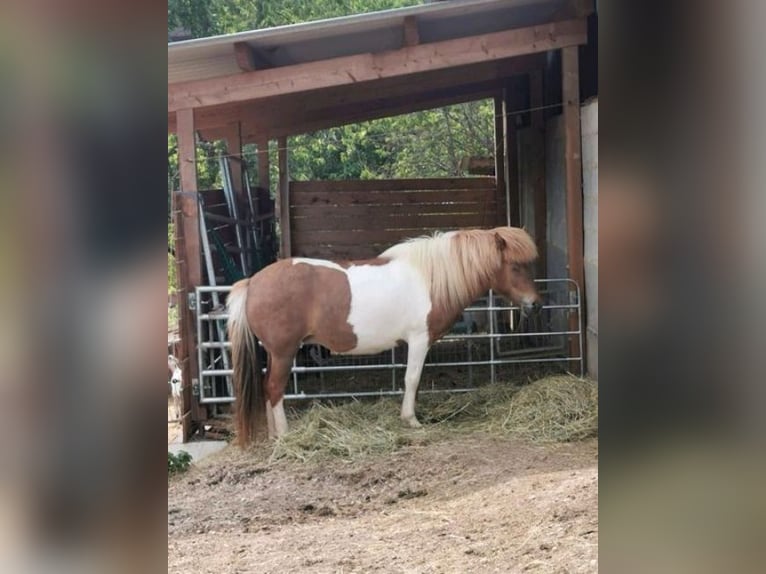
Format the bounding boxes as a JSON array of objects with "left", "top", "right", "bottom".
[{"left": 168, "top": 0, "right": 599, "bottom": 441}]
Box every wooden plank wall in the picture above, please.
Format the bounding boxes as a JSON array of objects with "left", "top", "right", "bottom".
[{"left": 290, "top": 178, "right": 498, "bottom": 260}]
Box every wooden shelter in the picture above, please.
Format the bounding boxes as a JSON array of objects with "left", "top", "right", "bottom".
[{"left": 168, "top": 0, "right": 595, "bottom": 440}]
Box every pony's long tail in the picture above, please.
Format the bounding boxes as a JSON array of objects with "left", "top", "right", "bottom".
[{"left": 227, "top": 278, "right": 262, "bottom": 446}]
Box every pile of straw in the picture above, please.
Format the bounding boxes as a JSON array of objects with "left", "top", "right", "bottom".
[{"left": 270, "top": 375, "right": 597, "bottom": 462}]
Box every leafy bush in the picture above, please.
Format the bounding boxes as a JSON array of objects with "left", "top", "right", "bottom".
[{"left": 168, "top": 450, "right": 193, "bottom": 475}]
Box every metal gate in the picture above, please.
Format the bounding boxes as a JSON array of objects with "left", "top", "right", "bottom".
[{"left": 195, "top": 279, "right": 582, "bottom": 404}]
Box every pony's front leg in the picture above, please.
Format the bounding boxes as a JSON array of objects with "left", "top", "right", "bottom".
[
  {"left": 264, "top": 352, "right": 293, "bottom": 438},
  {"left": 401, "top": 334, "right": 429, "bottom": 428}
]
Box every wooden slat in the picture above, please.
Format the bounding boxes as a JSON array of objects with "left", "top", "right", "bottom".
[
  {"left": 292, "top": 212, "right": 491, "bottom": 232},
  {"left": 292, "top": 228, "right": 488, "bottom": 245},
  {"left": 291, "top": 178, "right": 494, "bottom": 193},
  {"left": 290, "top": 189, "right": 495, "bottom": 207},
  {"left": 169, "top": 20, "right": 588, "bottom": 112},
  {"left": 293, "top": 244, "right": 383, "bottom": 260},
  {"left": 290, "top": 201, "right": 497, "bottom": 219}
]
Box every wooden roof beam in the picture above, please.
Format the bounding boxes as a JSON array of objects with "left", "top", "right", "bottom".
[
  {"left": 198, "top": 83, "right": 499, "bottom": 142},
  {"left": 169, "top": 53, "right": 547, "bottom": 134},
  {"left": 234, "top": 41, "right": 273, "bottom": 71},
  {"left": 169, "top": 18, "right": 587, "bottom": 112},
  {"left": 403, "top": 16, "right": 419, "bottom": 47},
  {"left": 244, "top": 82, "right": 500, "bottom": 141}
]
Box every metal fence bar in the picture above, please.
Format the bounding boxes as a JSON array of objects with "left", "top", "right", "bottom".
[
  {"left": 489, "top": 289, "right": 496, "bottom": 384},
  {"left": 200, "top": 342, "right": 232, "bottom": 348},
  {"left": 194, "top": 278, "right": 583, "bottom": 405},
  {"left": 440, "top": 330, "right": 580, "bottom": 340}
]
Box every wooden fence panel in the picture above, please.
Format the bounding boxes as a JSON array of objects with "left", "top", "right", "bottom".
[{"left": 289, "top": 177, "right": 498, "bottom": 259}]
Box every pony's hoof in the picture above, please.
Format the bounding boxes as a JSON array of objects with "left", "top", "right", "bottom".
[{"left": 402, "top": 417, "right": 422, "bottom": 429}]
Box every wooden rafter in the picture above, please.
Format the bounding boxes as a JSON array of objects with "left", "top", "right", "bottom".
[
  {"left": 234, "top": 41, "right": 273, "bottom": 71},
  {"left": 403, "top": 16, "right": 419, "bottom": 47},
  {"left": 168, "top": 19, "right": 587, "bottom": 112},
  {"left": 219, "top": 82, "right": 502, "bottom": 141},
  {"left": 168, "top": 54, "right": 547, "bottom": 135}
]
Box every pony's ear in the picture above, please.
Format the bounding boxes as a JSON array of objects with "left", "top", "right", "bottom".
[{"left": 494, "top": 232, "right": 506, "bottom": 251}]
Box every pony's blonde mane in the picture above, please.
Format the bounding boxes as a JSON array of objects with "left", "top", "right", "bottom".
[{"left": 381, "top": 227, "right": 537, "bottom": 310}]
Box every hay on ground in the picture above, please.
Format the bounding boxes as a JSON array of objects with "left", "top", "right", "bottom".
[
  {"left": 270, "top": 375, "right": 597, "bottom": 462},
  {"left": 488, "top": 375, "right": 598, "bottom": 443}
]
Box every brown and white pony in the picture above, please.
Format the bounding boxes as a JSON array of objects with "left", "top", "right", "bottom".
[{"left": 227, "top": 226, "right": 541, "bottom": 444}]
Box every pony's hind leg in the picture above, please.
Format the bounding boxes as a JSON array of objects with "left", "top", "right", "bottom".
[
  {"left": 264, "top": 352, "right": 294, "bottom": 438},
  {"left": 401, "top": 334, "right": 430, "bottom": 428}
]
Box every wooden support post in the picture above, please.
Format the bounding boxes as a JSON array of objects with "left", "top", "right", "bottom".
[
  {"left": 529, "top": 70, "right": 547, "bottom": 275},
  {"left": 172, "top": 204, "right": 193, "bottom": 438},
  {"left": 494, "top": 95, "right": 506, "bottom": 227},
  {"left": 504, "top": 80, "right": 521, "bottom": 228},
  {"left": 562, "top": 46, "right": 585, "bottom": 368},
  {"left": 176, "top": 108, "right": 205, "bottom": 438},
  {"left": 277, "top": 136, "right": 291, "bottom": 257}
]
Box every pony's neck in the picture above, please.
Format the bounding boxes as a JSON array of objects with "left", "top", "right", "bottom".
[{"left": 428, "top": 265, "right": 495, "bottom": 341}]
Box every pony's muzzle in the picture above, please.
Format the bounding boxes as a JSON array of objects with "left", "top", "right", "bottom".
[{"left": 521, "top": 299, "right": 543, "bottom": 317}]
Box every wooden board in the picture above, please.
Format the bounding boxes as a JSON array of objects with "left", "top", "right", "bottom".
[
  {"left": 291, "top": 177, "right": 494, "bottom": 193},
  {"left": 290, "top": 201, "right": 497, "bottom": 219},
  {"left": 289, "top": 178, "right": 499, "bottom": 259},
  {"left": 170, "top": 55, "right": 546, "bottom": 135},
  {"left": 169, "top": 20, "right": 587, "bottom": 112},
  {"left": 291, "top": 212, "right": 492, "bottom": 232},
  {"left": 292, "top": 243, "right": 384, "bottom": 261},
  {"left": 290, "top": 189, "right": 496, "bottom": 208}
]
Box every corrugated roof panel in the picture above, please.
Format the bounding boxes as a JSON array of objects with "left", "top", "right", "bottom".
[{"left": 168, "top": 0, "right": 573, "bottom": 84}]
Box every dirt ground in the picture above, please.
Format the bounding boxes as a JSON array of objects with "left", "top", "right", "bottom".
[
  {"left": 168, "top": 396, "right": 182, "bottom": 444},
  {"left": 168, "top": 433, "right": 597, "bottom": 573}
]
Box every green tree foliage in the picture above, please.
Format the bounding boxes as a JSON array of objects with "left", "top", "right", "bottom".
[
  {"left": 287, "top": 100, "right": 495, "bottom": 181},
  {"left": 168, "top": 0, "right": 218, "bottom": 37},
  {"left": 167, "top": 1, "right": 496, "bottom": 184},
  {"left": 169, "top": 1, "right": 422, "bottom": 37},
  {"left": 167, "top": 2, "right": 498, "bottom": 325}
]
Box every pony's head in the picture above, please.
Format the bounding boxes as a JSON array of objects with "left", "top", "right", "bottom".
[{"left": 487, "top": 227, "right": 542, "bottom": 315}]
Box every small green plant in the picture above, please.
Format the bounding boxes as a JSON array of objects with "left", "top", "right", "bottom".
[{"left": 168, "top": 450, "right": 193, "bottom": 475}]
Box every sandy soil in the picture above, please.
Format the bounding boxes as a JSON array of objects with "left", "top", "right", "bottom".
[{"left": 168, "top": 435, "right": 597, "bottom": 573}]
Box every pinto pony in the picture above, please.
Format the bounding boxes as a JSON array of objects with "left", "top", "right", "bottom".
[{"left": 227, "top": 227, "right": 541, "bottom": 444}]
